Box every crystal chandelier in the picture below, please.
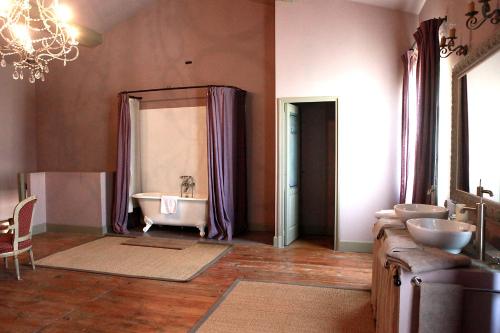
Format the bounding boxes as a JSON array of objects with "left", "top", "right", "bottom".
[{"left": 0, "top": 0, "right": 79, "bottom": 83}]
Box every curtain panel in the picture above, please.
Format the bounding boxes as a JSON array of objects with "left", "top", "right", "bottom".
[
  {"left": 206, "top": 87, "right": 248, "bottom": 240},
  {"left": 400, "top": 50, "right": 418, "bottom": 204},
  {"left": 412, "top": 18, "right": 445, "bottom": 204},
  {"left": 112, "top": 87, "right": 247, "bottom": 238},
  {"left": 111, "top": 94, "right": 131, "bottom": 234},
  {"left": 128, "top": 98, "right": 142, "bottom": 212},
  {"left": 400, "top": 52, "right": 411, "bottom": 204}
]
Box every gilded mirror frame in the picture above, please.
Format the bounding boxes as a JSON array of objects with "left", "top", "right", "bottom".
[{"left": 450, "top": 31, "right": 500, "bottom": 226}]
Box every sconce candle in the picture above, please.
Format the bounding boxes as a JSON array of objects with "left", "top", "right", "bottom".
[
  {"left": 440, "top": 36, "right": 447, "bottom": 47},
  {"left": 468, "top": 1, "right": 475, "bottom": 13},
  {"left": 449, "top": 27, "right": 456, "bottom": 38},
  {"left": 465, "top": 0, "right": 500, "bottom": 30}
]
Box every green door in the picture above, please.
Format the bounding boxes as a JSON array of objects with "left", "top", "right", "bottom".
[{"left": 285, "top": 103, "right": 300, "bottom": 246}]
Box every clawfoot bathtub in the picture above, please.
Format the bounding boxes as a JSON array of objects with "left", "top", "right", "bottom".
[{"left": 131, "top": 192, "right": 208, "bottom": 237}]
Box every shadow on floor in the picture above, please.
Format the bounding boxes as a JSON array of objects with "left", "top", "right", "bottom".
[{"left": 125, "top": 224, "right": 276, "bottom": 246}]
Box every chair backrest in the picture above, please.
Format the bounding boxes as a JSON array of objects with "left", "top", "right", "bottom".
[{"left": 13, "top": 196, "right": 37, "bottom": 250}]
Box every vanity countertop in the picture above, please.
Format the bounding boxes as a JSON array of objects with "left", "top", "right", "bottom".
[
  {"left": 471, "top": 259, "right": 500, "bottom": 272},
  {"left": 377, "top": 225, "right": 500, "bottom": 273},
  {"left": 462, "top": 243, "right": 500, "bottom": 272}
]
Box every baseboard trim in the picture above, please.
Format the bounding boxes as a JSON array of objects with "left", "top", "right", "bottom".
[
  {"left": 46, "top": 224, "right": 107, "bottom": 235},
  {"left": 32, "top": 224, "right": 47, "bottom": 235},
  {"left": 273, "top": 235, "right": 284, "bottom": 248},
  {"left": 338, "top": 241, "right": 373, "bottom": 253}
]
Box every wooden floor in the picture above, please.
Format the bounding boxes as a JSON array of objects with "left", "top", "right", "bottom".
[{"left": 0, "top": 229, "right": 372, "bottom": 333}]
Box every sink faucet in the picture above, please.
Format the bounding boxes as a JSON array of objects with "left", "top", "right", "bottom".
[
  {"left": 180, "top": 176, "right": 195, "bottom": 198},
  {"left": 477, "top": 186, "right": 494, "bottom": 198},
  {"left": 459, "top": 182, "right": 494, "bottom": 261},
  {"left": 426, "top": 185, "right": 437, "bottom": 205}
]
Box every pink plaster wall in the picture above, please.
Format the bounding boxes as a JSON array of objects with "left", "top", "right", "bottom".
[
  {"left": 276, "top": 0, "right": 417, "bottom": 244},
  {"left": 35, "top": 0, "right": 276, "bottom": 231},
  {"left": 0, "top": 71, "right": 37, "bottom": 218},
  {"left": 45, "top": 172, "right": 102, "bottom": 228},
  {"left": 25, "top": 172, "right": 112, "bottom": 233},
  {"left": 44, "top": 172, "right": 111, "bottom": 231}
]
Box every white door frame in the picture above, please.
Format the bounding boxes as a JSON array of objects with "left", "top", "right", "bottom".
[{"left": 274, "top": 96, "right": 339, "bottom": 249}]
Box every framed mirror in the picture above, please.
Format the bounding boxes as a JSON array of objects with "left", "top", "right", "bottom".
[{"left": 451, "top": 31, "right": 500, "bottom": 249}]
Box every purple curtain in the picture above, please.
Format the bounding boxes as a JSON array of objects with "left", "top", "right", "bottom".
[
  {"left": 400, "top": 51, "right": 413, "bottom": 204},
  {"left": 111, "top": 94, "right": 131, "bottom": 234},
  {"left": 458, "top": 75, "right": 470, "bottom": 192},
  {"left": 206, "top": 87, "right": 247, "bottom": 240},
  {"left": 412, "top": 18, "right": 444, "bottom": 204}
]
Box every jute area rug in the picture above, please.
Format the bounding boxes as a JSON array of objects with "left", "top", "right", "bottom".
[
  {"left": 192, "top": 280, "right": 374, "bottom": 333},
  {"left": 35, "top": 236, "right": 231, "bottom": 282}
]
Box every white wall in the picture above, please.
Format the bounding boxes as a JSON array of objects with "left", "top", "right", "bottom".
[
  {"left": 27, "top": 172, "right": 47, "bottom": 232},
  {"left": 139, "top": 106, "right": 208, "bottom": 198},
  {"left": 276, "top": 0, "right": 417, "bottom": 244}
]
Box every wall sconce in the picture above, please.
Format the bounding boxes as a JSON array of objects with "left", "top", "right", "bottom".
[
  {"left": 466, "top": 0, "right": 500, "bottom": 30},
  {"left": 440, "top": 24, "right": 468, "bottom": 58}
]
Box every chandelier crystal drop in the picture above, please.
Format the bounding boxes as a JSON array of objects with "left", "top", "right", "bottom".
[{"left": 0, "top": 0, "right": 79, "bottom": 83}]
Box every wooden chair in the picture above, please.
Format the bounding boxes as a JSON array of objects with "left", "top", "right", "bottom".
[{"left": 0, "top": 196, "right": 37, "bottom": 280}]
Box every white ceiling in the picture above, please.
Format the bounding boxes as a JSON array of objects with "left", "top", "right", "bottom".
[
  {"left": 67, "top": 0, "right": 424, "bottom": 34},
  {"left": 349, "top": 0, "right": 426, "bottom": 14}
]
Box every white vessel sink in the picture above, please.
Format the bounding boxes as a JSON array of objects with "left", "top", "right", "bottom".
[
  {"left": 394, "top": 204, "right": 448, "bottom": 223},
  {"left": 407, "top": 218, "right": 476, "bottom": 254}
]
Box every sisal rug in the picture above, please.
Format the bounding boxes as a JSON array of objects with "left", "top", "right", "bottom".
[
  {"left": 121, "top": 237, "right": 197, "bottom": 250},
  {"left": 35, "top": 236, "right": 231, "bottom": 282},
  {"left": 192, "top": 280, "right": 374, "bottom": 333}
]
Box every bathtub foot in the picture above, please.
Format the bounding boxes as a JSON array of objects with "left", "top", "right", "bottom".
[
  {"left": 198, "top": 226, "right": 205, "bottom": 238},
  {"left": 143, "top": 217, "right": 153, "bottom": 233}
]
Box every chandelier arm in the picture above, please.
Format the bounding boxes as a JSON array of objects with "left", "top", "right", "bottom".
[{"left": 40, "top": 46, "right": 78, "bottom": 62}]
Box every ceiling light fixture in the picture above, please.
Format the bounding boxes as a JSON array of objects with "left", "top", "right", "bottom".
[{"left": 0, "top": 0, "right": 79, "bottom": 83}]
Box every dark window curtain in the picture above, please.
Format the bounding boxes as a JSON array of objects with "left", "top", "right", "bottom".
[
  {"left": 458, "top": 75, "right": 470, "bottom": 192},
  {"left": 412, "top": 18, "right": 445, "bottom": 204},
  {"left": 111, "top": 94, "right": 131, "bottom": 234},
  {"left": 206, "top": 87, "right": 247, "bottom": 240},
  {"left": 400, "top": 50, "right": 413, "bottom": 203}
]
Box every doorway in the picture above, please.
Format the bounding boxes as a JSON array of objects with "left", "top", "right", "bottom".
[{"left": 275, "top": 97, "right": 338, "bottom": 249}]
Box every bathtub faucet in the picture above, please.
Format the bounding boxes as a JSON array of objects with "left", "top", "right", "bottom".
[{"left": 180, "top": 176, "right": 196, "bottom": 198}]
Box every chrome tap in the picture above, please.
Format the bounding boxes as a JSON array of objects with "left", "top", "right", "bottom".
[
  {"left": 459, "top": 204, "right": 484, "bottom": 260},
  {"left": 426, "top": 185, "right": 437, "bottom": 205},
  {"left": 459, "top": 182, "right": 494, "bottom": 261},
  {"left": 180, "top": 176, "right": 195, "bottom": 198},
  {"left": 477, "top": 186, "right": 494, "bottom": 198}
]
